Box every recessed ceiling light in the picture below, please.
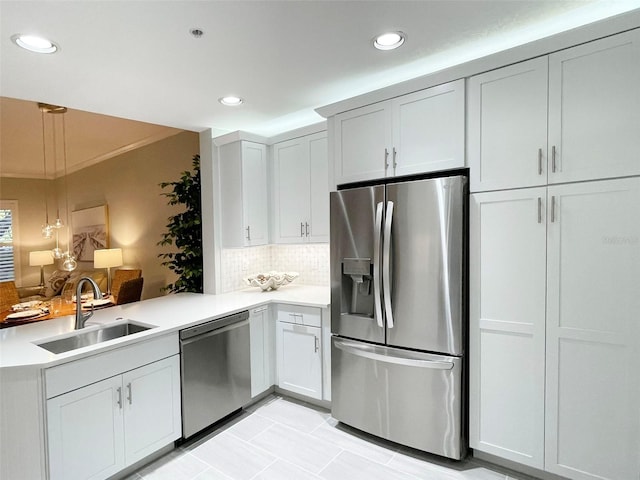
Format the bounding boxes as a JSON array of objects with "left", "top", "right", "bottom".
[
  {"left": 11, "top": 34, "right": 59, "bottom": 54},
  {"left": 219, "top": 96, "right": 244, "bottom": 106},
  {"left": 373, "top": 32, "right": 405, "bottom": 51},
  {"left": 190, "top": 28, "right": 204, "bottom": 38}
]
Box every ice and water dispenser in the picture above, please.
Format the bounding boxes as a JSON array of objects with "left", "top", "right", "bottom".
[{"left": 341, "top": 258, "right": 374, "bottom": 317}]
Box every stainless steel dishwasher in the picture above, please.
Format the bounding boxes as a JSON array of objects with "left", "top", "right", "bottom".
[{"left": 180, "top": 310, "right": 251, "bottom": 439}]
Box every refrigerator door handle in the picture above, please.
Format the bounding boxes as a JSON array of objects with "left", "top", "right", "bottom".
[
  {"left": 373, "top": 202, "right": 384, "bottom": 328},
  {"left": 334, "top": 338, "right": 455, "bottom": 370},
  {"left": 383, "top": 201, "right": 394, "bottom": 328}
]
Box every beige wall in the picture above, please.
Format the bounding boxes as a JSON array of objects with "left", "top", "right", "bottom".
[{"left": 1, "top": 131, "right": 200, "bottom": 299}]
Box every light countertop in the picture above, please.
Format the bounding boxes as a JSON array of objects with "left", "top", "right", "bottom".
[{"left": 0, "top": 285, "right": 329, "bottom": 369}]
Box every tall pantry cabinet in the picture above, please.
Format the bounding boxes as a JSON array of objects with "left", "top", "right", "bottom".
[{"left": 469, "top": 29, "right": 640, "bottom": 480}]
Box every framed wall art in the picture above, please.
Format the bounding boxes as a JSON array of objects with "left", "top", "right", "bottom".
[{"left": 71, "top": 205, "right": 109, "bottom": 262}]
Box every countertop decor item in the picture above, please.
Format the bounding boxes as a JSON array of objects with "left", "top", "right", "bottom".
[{"left": 244, "top": 271, "right": 299, "bottom": 291}]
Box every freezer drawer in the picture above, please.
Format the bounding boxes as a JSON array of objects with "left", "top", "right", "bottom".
[{"left": 331, "top": 337, "right": 464, "bottom": 459}]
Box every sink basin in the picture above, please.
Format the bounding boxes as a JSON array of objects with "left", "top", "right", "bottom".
[{"left": 37, "top": 321, "right": 153, "bottom": 354}]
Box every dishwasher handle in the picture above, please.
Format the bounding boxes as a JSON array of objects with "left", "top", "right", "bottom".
[
  {"left": 180, "top": 310, "right": 250, "bottom": 341},
  {"left": 181, "top": 318, "right": 249, "bottom": 346}
]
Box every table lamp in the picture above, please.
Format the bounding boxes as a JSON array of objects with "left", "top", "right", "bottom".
[
  {"left": 94, "top": 248, "right": 123, "bottom": 296},
  {"left": 29, "top": 250, "right": 54, "bottom": 287}
]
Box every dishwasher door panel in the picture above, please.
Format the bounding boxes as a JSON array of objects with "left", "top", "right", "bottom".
[
  {"left": 180, "top": 320, "right": 250, "bottom": 438},
  {"left": 331, "top": 337, "right": 464, "bottom": 459}
]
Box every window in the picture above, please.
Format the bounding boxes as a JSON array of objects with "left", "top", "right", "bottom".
[{"left": 0, "top": 200, "right": 20, "bottom": 282}]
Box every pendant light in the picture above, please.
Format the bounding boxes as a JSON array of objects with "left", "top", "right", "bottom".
[
  {"left": 39, "top": 108, "right": 53, "bottom": 239},
  {"left": 38, "top": 102, "right": 76, "bottom": 271},
  {"left": 59, "top": 108, "right": 76, "bottom": 271}
]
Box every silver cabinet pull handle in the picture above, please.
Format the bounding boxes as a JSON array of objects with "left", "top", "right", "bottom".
[
  {"left": 551, "top": 145, "right": 557, "bottom": 173},
  {"left": 384, "top": 148, "right": 389, "bottom": 170},
  {"left": 126, "top": 383, "right": 132, "bottom": 405},
  {"left": 314, "top": 336, "right": 319, "bottom": 353},
  {"left": 538, "top": 197, "right": 542, "bottom": 224},
  {"left": 253, "top": 306, "right": 268, "bottom": 314},
  {"left": 305, "top": 222, "right": 309, "bottom": 237},
  {"left": 551, "top": 195, "right": 556, "bottom": 223},
  {"left": 116, "top": 387, "right": 122, "bottom": 409},
  {"left": 538, "top": 148, "right": 543, "bottom": 175},
  {"left": 392, "top": 147, "right": 398, "bottom": 171},
  {"left": 300, "top": 222, "right": 304, "bottom": 237},
  {"left": 246, "top": 225, "right": 251, "bottom": 241},
  {"left": 373, "top": 202, "right": 384, "bottom": 328},
  {"left": 382, "top": 201, "right": 394, "bottom": 329}
]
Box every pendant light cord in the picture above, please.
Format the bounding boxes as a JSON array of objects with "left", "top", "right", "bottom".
[
  {"left": 62, "top": 114, "right": 72, "bottom": 254},
  {"left": 40, "top": 109, "right": 49, "bottom": 225}
]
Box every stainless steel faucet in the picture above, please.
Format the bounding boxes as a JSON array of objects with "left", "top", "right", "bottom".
[{"left": 75, "top": 277, "right": 104, "bottom": 329}]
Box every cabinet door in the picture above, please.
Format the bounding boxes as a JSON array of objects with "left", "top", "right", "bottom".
[
  {"left": 334, "top": 101, "right": 392, "bottom": 185},
  {"left": 468, "top": 58, "right": 548, "bottom": 192},
  {"left": 250, "top": 306, "right": 274, "bottom": 397},
  {"left": 548, "top": 30, "right": 640, "bottom": 184},
  {"left": 545, "top": 178, "right": 640, "bottom": 480},
  {"left": 47, "top": 376, "right": 124, "bottom": 480},
  {"left": 308, "top": 132, "right": 329, "bottom": 242},
  {"left": 392, "top": 79, "right": 465, "bottom": 177},
  {"left": 273, "top": 138, "right": 311, "bottom": 243},
  {"left": 469, "top": 188, "right": 547, "bottom": 468},
  {"left": 276, "top": 322, "right": 322, "bottom": 399},
  {"left": 242, "top": 142, "right": 269, "bottom": 246},
  {"left": 122, "top": 355, "right": 181, "bottom": 466}
]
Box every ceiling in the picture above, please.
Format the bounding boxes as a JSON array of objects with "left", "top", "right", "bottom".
[
  {"left": 0, "top": 97, "right": 182, "bottom": 178},
  {"left": 1, "top": 1, "right": 639, "bottom": 176}
]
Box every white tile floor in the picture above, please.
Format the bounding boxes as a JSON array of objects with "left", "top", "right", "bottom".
[{"left": 129, "top": 396, "right": 526, "bottom": 480}]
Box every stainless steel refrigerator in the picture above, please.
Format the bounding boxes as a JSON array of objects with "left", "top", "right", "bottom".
[{"left": 330, "top": 174, "right": 467, "bottom": 460}]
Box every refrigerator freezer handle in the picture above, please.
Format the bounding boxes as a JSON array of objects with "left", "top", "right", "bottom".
[
  {"left": 373, "top": 202, "right": 384, "bottom": 328},
  {"left": 383, "top": 201, "right": 394, "bottom": 328},
  {"left": 333, "top": 338, "right": 455, "bottom": 370}
]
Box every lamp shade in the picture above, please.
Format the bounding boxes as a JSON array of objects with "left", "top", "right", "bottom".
[
  {"left": 94, "top": 248, "right": 123, "bottom": 268},
  {"left": 29, "top": 250, "right": 54, "bottom": 266}
]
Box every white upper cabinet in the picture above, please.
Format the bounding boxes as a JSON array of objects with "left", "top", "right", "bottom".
[
  {"left": 273, "top": 132, "right": 329, "bottom": 243},
  {"left": 334, "top": 101, "right": 391, "bottom": 185},
  {"left": 469, "top": 30, "right": 640, "bottom": 192},
  {"left": 548, "top": 29, "right": 640, "bottom": 184},
  {"left": 392, "top": 80, "right": 465, "bottom": 177},
  {"left": 308, "top": 133, "right": 330, "bottom": 242},
  {"left": 219, "top": 141, "right": 269, "bottom": 247},
  {"left": 544, "top": 177, "right": 640, "bottom": 480},
  {"left": 469, "top": 188, "right": 547, "bottom": 468},
  {"left": 334, "top": 79, "right": 465, "bottom": 185},
  {"left": 468, "top": 57, "right": 549, "bottom": 192}
]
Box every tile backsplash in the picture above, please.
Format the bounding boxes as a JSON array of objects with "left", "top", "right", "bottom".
[{"left": 220, "top": 243, "right": 330, "bottom": 293}]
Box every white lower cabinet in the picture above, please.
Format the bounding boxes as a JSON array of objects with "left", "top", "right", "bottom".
[
  {"left": 47, "top": 376, "right": 125, "bottom": 480},
  {"left": 121, "top": 357, "right": 182, "bottom": 465},
  {"left": 250, "top": 305, "right": 275, "bottom": 397},
  {"left": 470, "top": 177, "right": 640, "bottom": 479},
  {"left": 45, "top": 336, "right": 181, "bottom": 480},
  {"left": 276, "top": 305, "right": 323, "bottom": 400},
  {"left": 544, "top": 178, "right": 640, "bottom": 480},
  {"left": 469, "top": 188, "right": 547, "bottom": 468}
]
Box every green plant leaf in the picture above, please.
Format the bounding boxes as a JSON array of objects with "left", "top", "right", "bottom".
[{"left": 158, "top": 154, "right": 203, "bottom": 293}]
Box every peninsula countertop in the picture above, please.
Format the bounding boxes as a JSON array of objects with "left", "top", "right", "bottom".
[{"left": 0, "top": 285, "right": 330, "bottom": 369}]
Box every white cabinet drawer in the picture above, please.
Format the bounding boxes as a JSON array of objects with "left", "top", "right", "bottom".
[
  {"left": 276, "top": 304, "right": 321, "bottom": 327},
  {"left": 45, "top": 333, "right": 179, "bottom": 399}
]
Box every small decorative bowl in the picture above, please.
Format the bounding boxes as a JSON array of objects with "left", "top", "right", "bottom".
[{"left": 244, "top": 271, "right": 299, "bottom": 291}]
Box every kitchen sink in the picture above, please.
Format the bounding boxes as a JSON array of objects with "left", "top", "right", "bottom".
[{"left": 37, "top": 321, "right": 153, "bottom": 354}]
